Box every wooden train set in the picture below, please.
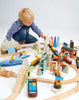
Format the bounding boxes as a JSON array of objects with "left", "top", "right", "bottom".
[
  {"left": 0, "top": 43, "right": 37, "bottom": 57},
  {"left": 4, "top": 63, "right": 79, "bottom": 100},
  {"left": 0, "top": 40, "right": 79, "bottom": 100}
]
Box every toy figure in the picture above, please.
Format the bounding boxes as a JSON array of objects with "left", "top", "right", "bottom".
[
  {"left": 76, "top": 57, "right": 79, "bottom": 69},
  {"left": 59, "top": 52, "right": 64, "bottom": 62},
  {"left": 51, "top": 71, "right": 64, "bottom": 93},
  {"left": 70, "top": 40, "right": 74, "bottom": 49},
  {"left": 37, "top": 67, "right": 42, "bottom": 75},
  {"left": 6, "top": 8, "right": 46, "bottom": 44},
  {"left": 54, "top": 71, "right": 63, "bottom": 89}
]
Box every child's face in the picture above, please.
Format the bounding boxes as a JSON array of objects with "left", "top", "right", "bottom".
[{"left": 22, "top": 21, "right": 32, "bottom": 26}]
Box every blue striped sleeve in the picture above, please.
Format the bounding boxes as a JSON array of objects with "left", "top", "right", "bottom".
[{"left": 31, "top": 22, "right": 42, "bottom": 36}]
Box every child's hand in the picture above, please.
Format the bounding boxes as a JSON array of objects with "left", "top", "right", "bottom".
[{"left": 40, "top": 33, "right": 46, "bottom": 40}]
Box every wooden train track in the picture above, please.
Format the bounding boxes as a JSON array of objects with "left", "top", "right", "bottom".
[
  {"left": 0, "top": 43, "right": 37, "bottom": 57},
  {"left": 0, "top": 43, "right": 37, "bottom": 51},
  {"left": 4, "top": 66, "right": 30, "bottom": 100},
  {"left": 30, "top": 64, "right": 79, "bottom": 84},
  {"left": 2, "top": 42, "right": 79, "bottom": 100},
  {"left": 0, "top": 42, "right": 78, "bottom": 58},
  {"left": 4, "top": 62, "right": 79, "bottom": 100},
  {"left": 30, "top": 64, "right": 79, "bottom": 100},
  {"left": 45, "top": 83, "right": 79, "bottom": 100},
  {"left": 0, "top": 49, "right": 37, "bottom": 57},
  {"left": 44, "top": 64, "right": 79, "bottom": 100}
]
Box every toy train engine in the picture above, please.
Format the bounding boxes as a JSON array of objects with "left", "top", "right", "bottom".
[
  {"left": 53, "top": 50, "right": 58, "bottom": 56},
  {"left": 48, "top": 41, "right": 59, "bottom": 60},
  {"left": 52, "top": 55, "right": 58, "bottom": 61},
  {"left": 48, "top": 41, "right": 53, "bottom": 47},
  {"left": 31, "top": 56, "right": 41, "bottom": 66}
]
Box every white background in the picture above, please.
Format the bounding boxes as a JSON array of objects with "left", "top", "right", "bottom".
[
  {"left": 0, "top": 0, "right": 79, "bottom": 100},
  {"left": 0, "top": 0, "right": 79, "bottom": 44}
]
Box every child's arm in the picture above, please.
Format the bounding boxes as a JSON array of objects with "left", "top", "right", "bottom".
[
  {"left": 31, "top": 22, "right": 46, "bottom": 40},
  {"left": 40, "top": 33, "right": 46, "bottom": 40}
]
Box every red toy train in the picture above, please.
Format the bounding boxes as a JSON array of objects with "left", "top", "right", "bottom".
[{"left": 63, "top": 57, "right": 72, "bottom": 64}]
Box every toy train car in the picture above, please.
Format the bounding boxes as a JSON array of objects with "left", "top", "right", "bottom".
[
  {"left": 48, "top": 42, "right": 59, "bottom": 61},
  {"left": 51, "top": 47, "right": 56, "bottom": 51},
  {"left": 31, "top": 58, "right": 39, "bottom": 66},
  {"left": 49, "top": 41, "right": 53, "bottom": 47},
  {"left": 52, "top": 55, "right": 58, "bottom": 61},
  {"left": 63, "top": 57, "right": 72, "bottom": 64},
  {"left": 48, "top": 42, "right": 58, "bottom": 56},
  {"left": 53, "top": 50, "right": 58, "bottom": 56},
  {"left": 31, "top": 56, "right": 41, "bottom": 66},
  {"left": 51, "top": 47, "right": 58, "bottom": 56}
]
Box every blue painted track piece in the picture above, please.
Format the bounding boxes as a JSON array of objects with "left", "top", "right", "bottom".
[{"left": 21, "top": 54, "right": 30, "bottom": 59}]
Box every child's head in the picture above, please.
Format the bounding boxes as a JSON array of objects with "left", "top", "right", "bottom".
[{"left": 18, "top": 8, "right": 34, "bottom": 26}]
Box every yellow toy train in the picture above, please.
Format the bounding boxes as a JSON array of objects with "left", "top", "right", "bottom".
[
  {"left": 48, "top": 41, "right": 59, "bottom": 60},
  {"left": 31, "top": 55, "right": 41, "bottom": 66}
]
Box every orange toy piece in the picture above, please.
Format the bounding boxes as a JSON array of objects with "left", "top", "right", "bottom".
[
  {"left": 35, "top": 55, "right": 41, "bottom": 59},
  {"left": 19, "top": 51, "right": 27, "bottom": 55},
  {"left": 10, "top": 55, "right": 14, "bottom": 61}
]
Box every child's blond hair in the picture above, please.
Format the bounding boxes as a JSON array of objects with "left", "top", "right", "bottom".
[{"left": 18, "top": 8, "right": 34, "bottom": 23}]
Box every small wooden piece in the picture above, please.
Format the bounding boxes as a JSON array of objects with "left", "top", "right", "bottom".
[{"left": 0, "top": 68, "right": 17, "bottom": 78}]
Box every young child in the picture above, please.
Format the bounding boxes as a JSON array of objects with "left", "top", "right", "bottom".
[{"left": 6, "top": 8, "right": 46, "bottom": 44}]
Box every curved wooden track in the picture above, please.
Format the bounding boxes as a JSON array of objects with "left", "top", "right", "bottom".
[
  {"left": 30, "top": 64, "right": 79, "bottom": 100},
  {"left": 4, "top": 62, "right": 79, "bottom": 100},
  {"left": 30, "top": 64, "right": 79, "bottom": 84},
  {"left": 4, "top": 67, "right": 30, "bottom": 100},
  {"left": 45, "top": 83, "right": 79, "bottom": 100}
]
